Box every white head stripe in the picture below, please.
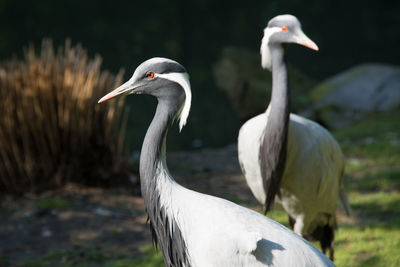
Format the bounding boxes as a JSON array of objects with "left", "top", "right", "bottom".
[
  {"left": 156, "top": 72, "right": 191, "bottom": 132},
  {"left": 260, "top": 27, "right": 282, "bottom": 70}
]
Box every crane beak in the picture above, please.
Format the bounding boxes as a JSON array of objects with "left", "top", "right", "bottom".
[
  {"left": 98, "top": 79, "right": 137, "bottom": 103},
  {"left": 295, "top": 31, "right": 319, "bottom": 51}
]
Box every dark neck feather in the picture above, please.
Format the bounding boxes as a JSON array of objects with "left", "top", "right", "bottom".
[
  {"left": 140, "top": 98, "right": 190, "bottom": 267},
  {"left": 260, "top": 45, "right": 290, "bottom": 212}
]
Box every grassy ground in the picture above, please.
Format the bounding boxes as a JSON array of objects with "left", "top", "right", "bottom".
[
  {"left": 329, "top": 111, "right": 400, "bottom": 266},
  {"left": 1, "top": 112, "right": 399, "bottom": 267},
  {"left": 120, "top": 112, "right": 400, "bottom": 267}
]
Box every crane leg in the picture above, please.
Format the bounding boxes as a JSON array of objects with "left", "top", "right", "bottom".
[
  {"left": 293, "top": 215, "right": 304, "bottom": 236},
  {"left": 329, "top": 247, "right": 334, "bottom": 261},
  {"left": 319, "top": 224, "right": 334, "bottom": 261},
  {"left": 288, "top": 216, "right": 296, "bottom": 228}
]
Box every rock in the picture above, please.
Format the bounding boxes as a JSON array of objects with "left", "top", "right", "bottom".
[
  {"left": 213, "top": 47, "right": 316, "bottom": 122},
  {"left": 311, "top": 64, "right": 400, "bottom": 129},
  {"left": 93, "top": 207, "right": 112, "bottom": 216}
]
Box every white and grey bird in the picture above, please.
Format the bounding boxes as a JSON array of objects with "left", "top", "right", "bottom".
[
  {"left": 99, "top": 57, "right": 335, "bottom": 267},
  {"left": 238, "top": 14, "right": 351, "bottom": 261}
]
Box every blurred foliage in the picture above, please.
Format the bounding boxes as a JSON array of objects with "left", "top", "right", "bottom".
[
  {"left": 0, "top": 40, "right": 130, "bottom": 194},
  {"left": 1, "top": 0, "right": 399, "bottom": 150},
  {"left": 1, "top": 0, "right": 399, "bottom": 77}
]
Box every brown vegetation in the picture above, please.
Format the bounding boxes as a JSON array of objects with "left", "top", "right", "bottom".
[{"left": 0, "top": 39, "right": 130, "bottom": 195}]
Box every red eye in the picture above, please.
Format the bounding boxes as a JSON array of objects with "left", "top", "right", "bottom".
[
  {"left": 146, "top": 72, "right": 155, "bottom": 79},
  {"left": 282, "top": 26, "right": 288, "bottom": 32}
]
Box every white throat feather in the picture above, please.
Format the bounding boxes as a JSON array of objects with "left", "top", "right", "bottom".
[
  {"left": 260, "top": 27, "right": 282, "bottom": 71},
  {"left": 156, "top": 72, "right": 191, "bottom": 132}
]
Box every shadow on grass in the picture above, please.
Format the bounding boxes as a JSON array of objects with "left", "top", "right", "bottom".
[
  {"left": 345, "top": 167, "right": 400, "bottom": 192},
  {"left": 353, "top": 253, "right": 382, "bottom": 267},
  {"left": 351, "top": 193, "right": 400, "bottom": 222}
]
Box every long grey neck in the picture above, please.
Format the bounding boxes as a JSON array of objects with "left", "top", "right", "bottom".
[
  {"left": 139, "top": 98, "right": 189, "bottom": 267},
  {"left": 140, "top": 100, "right": 173, "bottom": 201},
  {"left": 260, "top": 45, "right": 290, "bottom": 212},
  {"left": 270, "top": 46, "right": 289, "bottom": 116}
]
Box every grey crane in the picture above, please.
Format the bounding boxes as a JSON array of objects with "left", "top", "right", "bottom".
[
  {"left": 98, "top": 57, "right": 335, "bottom": 266},
  {"left": 238, "top": 14, "right": 351, "bottom": 261}
]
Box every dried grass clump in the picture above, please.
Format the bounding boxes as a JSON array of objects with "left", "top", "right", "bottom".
[{"left": 0, "top": 39, "right": 130, "bottom": 195}]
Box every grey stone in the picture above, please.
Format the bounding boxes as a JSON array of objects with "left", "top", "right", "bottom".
[{"left": 312, "top": 64, "right": 400, "bottom": 129}]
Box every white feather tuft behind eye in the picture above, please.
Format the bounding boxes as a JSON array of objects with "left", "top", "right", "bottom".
[
  {"left": 156, "top": 72, "right": 191, "bottom": 132},
  {"left": 260, "top": 27, "right": 282, "bottom": 70}
]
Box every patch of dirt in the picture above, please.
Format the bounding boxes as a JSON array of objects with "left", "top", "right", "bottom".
[
  {"left": 0, "top": 145, "right": 259, "bottom": 266},
  {"left": 169, "top": 144, "right": 259, "bottom": 208},
  {"left": 0, "top": 184, "right": 150, "bottom": 266}
]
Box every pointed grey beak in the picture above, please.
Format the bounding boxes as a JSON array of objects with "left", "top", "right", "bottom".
[
  {"left": 98, "top": 79, "right": 136, "bottom": 103},
  {"left": 295, "top": 31, "right": 319, "bottom": 51}
]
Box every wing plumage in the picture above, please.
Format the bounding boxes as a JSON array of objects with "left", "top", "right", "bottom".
[
  {"left": 238, "top": 111, "right": 344, "bottom": 235},
  {"left": 171, "top": 187, "right": 335, "bottom": 266}
]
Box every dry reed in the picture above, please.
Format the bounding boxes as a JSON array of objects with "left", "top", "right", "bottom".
[{"left": 0, "top": 39, "right": 130, "bottom": 195}]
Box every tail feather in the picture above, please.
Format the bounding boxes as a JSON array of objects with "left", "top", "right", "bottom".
[{"left": 339, "top": 188, "right": 351, "bottom": 216}]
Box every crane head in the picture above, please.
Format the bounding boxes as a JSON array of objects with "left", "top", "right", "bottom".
[
  {"left": 261, "top": 14, "right": 319, "bottom": 70},
  {"left": 98, "top": 57, "right": 192, "bottom": 131}
]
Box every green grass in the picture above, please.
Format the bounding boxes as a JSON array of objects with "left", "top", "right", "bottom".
[
  {"left": 333, "top": 111, "right": 400, "bottom": 164},
  {"left": 267, "top": 192, "right": 400, "bottom": 267},
  {"left": 35, "top": 196, "right": 72, "bottom": 210},
  {"left": 334, "top": 223, "right": 400, "bottom": 266},
  {"left": 332, "top": 112, "right": 400, "bottom": 266},
  {"left": 105, "top": 246, "right": 163, "bottom": 267}
]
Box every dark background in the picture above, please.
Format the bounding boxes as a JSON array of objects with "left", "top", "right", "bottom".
[{"left": 1, "top": 0, "right": 399, "bottom": 151}]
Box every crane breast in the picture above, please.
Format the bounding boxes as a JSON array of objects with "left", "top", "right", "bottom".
[{"left": 238, "top": 112, "right": 269, "bottom": 204}]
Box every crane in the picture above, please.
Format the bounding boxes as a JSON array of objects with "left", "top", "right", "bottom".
[
  {"left": 238, "top": 14, "right": 351, "bottom": 261},
  {"left": 99, "top": 57, "right": 335, "bottom": 266}
]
